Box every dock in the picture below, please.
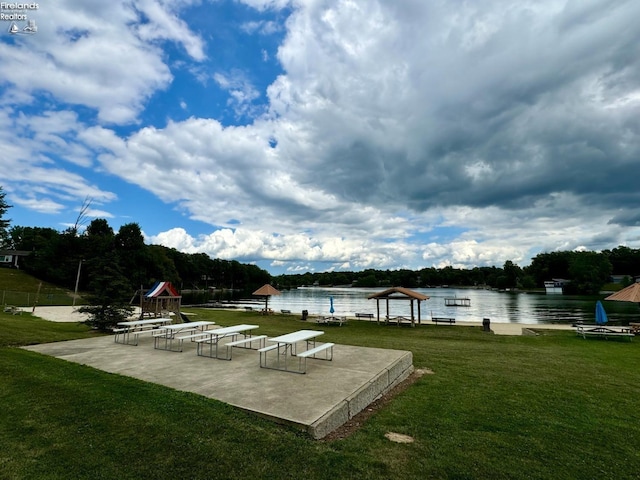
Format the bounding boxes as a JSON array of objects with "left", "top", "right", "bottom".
[{"left": 444, "top": 297, "right": 471, "bottom": 307}]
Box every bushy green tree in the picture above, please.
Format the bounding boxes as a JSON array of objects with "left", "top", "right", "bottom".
[
  {"left": 0, "top": 186, "right": 11, "bottom": 247},
  {"left": 78, "top": 253, "right": 134, "bottom": 331},
  {"left": 503, "top": 260, "right": 522, "bottom": 288},
  {"left": 566, "top": 252, "right": 612, "bottom": 295}
]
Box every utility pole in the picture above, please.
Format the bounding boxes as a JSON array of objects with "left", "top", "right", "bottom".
[{"left": 73, "top": 259, "right": 83, "bottom": 307}]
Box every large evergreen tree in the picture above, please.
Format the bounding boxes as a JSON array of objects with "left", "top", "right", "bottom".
[{"left": 78, "top": 252, "right": 134, "bottom": 331}]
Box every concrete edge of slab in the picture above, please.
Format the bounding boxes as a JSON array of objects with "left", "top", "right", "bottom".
[{"left": 309, "top": 351, "right": 414, "bottom": 439}]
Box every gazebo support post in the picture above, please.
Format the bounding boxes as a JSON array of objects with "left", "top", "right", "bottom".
[
  {"left": 386, "top": 298, "right": 390, "bottom": 324},
  {"left": 410, "top": 300, "right": 415, "bottom": 327}
]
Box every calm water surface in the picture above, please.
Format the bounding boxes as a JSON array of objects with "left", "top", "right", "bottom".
[{"left": 244, "top": 287, "right": 639, "bottom": 325}]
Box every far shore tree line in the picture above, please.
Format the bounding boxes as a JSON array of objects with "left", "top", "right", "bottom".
[
  {"left": 2, "top": 186, "right": 640, "bottom": 303},
  {"left": 274, "top": 248, "right": 635, "bottom": 295}
]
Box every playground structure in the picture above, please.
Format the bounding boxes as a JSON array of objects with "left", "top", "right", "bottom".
[{"left": 132, "top": 282, "right": 182, "bottom": 320}]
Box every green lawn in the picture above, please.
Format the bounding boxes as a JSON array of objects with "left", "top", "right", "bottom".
[
  {"left": 0, "top": 268, "right": 78, "bottom": 306},
  {"left": 1, "top": 308, "right": 639, "bottom": 479}
]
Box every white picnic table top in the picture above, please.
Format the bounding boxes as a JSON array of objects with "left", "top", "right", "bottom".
[
  {"left": 200, "top": 324, "right": 259, "bottom": 337},
  {"left": 118, "top": 318, "right": 171, "bottom": 327},
  {"left": 269, "top": 329, "right": 324, "bottom": 345},
  {"left": 194, "top": 324, "right": 261, "bottom": 359},
  {"left": 160, "top": 321, "right": 215, "bottom": 331}
]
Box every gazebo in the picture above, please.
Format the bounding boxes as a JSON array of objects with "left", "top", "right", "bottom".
[
  {"left": 367, "top": 287, "right": 429, "bottom": 327},
  {"left": 138, "top": 281, "right": 182, "bottom": 319},
  {"left": 252, "top": 284, "right": 281, "bottom": 314}
]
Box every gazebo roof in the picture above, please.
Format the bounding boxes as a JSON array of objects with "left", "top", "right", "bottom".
[
  {"left": 253, "top": 284, "right": 282, "bottom": 296},
  {"left": 605, "top": 282, "right": 640, "bottom": 303},
  {"left": 367, "top": 286, "right": 429, "bottom": 301}
]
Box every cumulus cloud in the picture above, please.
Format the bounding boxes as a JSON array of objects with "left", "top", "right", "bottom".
[
  {"left": 0, "top": 0, "right": 205, "bottom": 123},
  {"left": 5, "top": 0, "right": 640, "bottom": 272}
]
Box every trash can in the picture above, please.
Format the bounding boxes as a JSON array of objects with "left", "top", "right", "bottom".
[
  {"left": 482, "top": 318, "right": 491, "bottom": 332},
  {"left": 301, "top": 310, "right": 308, "bottom": 321}
]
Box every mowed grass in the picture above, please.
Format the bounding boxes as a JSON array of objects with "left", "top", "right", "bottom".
[
  {"left": 1, "top": 308, "right": 640, "bottom": 479},
  {"left": 0, "top": 268, "right": 77, "bottom": 306}
]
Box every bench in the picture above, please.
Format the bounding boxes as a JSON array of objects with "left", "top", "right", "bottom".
[
  {"left": 280, "top": 309, "right": 291, "bottom": 314},
  {"left": 258, "top": 344, "right": 280, "bottom": 369},
  {"left": 296, "top": 343, "right": 335, "bottom": 373},
  {"left": 297, "top": 342, "right": 334, "bottom": 359},
  {"left": 195, "top": 334, "right": 267, "bottom": 360},
  {"left": 225, "top": 335, "right": 267, "bottom": 349},
  {"left": 630, "top": 323, "right": 640, "bottom": 335},
  {"left": 176, "top": 331, "right": 212, "bottom": 343},
  {"left": 114, "top": 325, "right": 160, "bottom": 345},
  {"left": 154, "top": 326, "right": 199, "bottom": 338},
  {"left": 432, "top": 317, "right": 456, "bottom": 324},
  {"left": 244, "top": 307, "right": 253, "bottom": 311},
  {"left": 258, "top": 344, "right": 279, "bottom": 353},
  {"left": 3, "top": 305, "right": 22, "bottom": 315},
  {"left": 153, "top": 327, "right": 199, "bottom": 351},
  {"left": 355, "top": 313, "right": 374, "bottom": 320},
  {"left": 113, "top": 327, "right": 129, "bottom": 344}
]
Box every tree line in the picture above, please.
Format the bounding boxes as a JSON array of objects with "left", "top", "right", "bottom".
[
  {"left": 4, "top": 220, "right": 271, "bottom": 299},
  {"left": 274, "top": 249, "right": 639, "bottom": 295}
]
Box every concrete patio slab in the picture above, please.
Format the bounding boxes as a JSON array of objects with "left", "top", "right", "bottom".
[{"left": 23, "top": 334, "right": 413, "bottom": 439}]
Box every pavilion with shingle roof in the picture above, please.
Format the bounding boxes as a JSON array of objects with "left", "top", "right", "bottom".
[{"left": 367, "top": 286, "right": 429, "bottom": 327}]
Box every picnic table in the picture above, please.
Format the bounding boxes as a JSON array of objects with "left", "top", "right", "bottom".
[
  {"left": 316, "top": 315, "right": 347, "bottom": 326},
  {"left": 259, "top": 329, "right": 333, "bottom": 374},
  {"left": 575, "top": 324, "right": 634, "bottom": 341},
  {"left": 194, "top": 324, "right": 263, "bottom": 360},
  {"left": 153, "top": 321, "right": 216, "bottom": 351},
  {"left": 385, "top": 315, "right": 416, "bottom": 327},
  {"left": 114, "top": 318, "right": 172, "bottom": 346}
]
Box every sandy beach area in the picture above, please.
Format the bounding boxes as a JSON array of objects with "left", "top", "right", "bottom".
[
  {"left": 17, "top": 306, "right": 92, "bottom": 323},
  {"left": 17, "top": 306, "right": 574, "bottom": 335}
]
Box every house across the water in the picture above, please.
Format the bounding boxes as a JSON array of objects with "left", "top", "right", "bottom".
[{"left": 544, "top": 279, "right": 569, "bottom": 294}]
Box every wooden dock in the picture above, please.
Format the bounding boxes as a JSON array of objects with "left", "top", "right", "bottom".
[{"left": 444, "top": 297, "right": 471, "bottom": 307}]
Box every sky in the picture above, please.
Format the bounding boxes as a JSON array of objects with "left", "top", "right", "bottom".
[{"left": 2, "top": 0, "right": 640, "bottom": 275}]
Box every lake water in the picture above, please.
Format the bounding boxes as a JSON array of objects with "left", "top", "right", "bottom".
[{"left": 241, "top": 287, "right": 639, "bottom": 325}]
